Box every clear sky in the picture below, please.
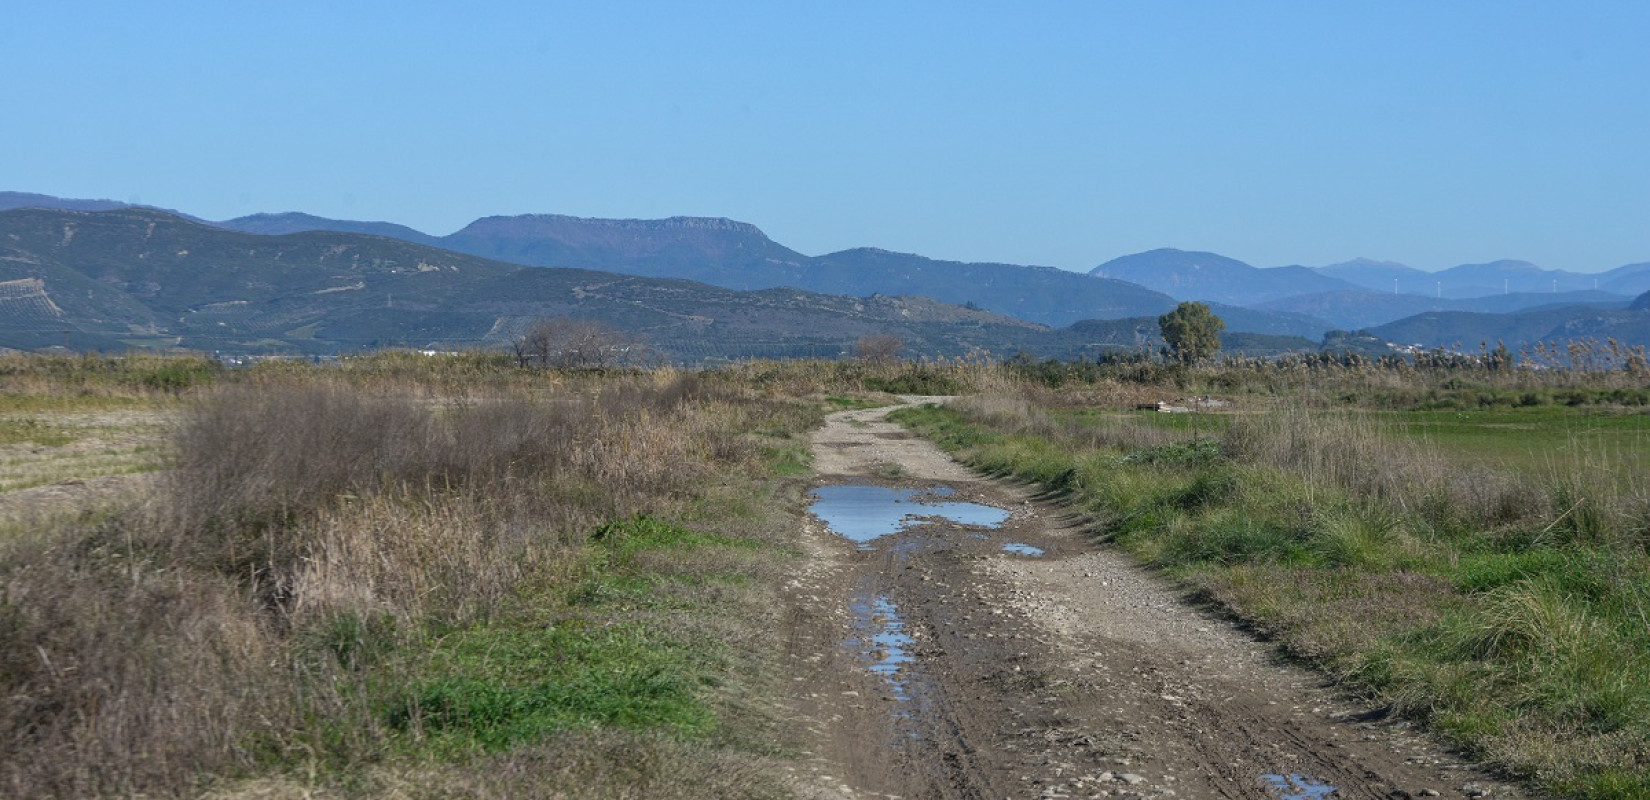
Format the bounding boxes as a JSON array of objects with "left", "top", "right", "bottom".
[{"left": 4, "top": 2, "right": 1646, "bottom": 272}]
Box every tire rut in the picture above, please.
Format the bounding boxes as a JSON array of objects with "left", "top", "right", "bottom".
[{"left": 782, "top": 401, "right": 1543, "bottom": 800}]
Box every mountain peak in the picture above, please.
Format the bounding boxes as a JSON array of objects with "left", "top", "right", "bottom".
[
  {"left": 462, "top": 213, "right": 770, "bottom": 240},
  {"left": 217, "top": 212, "right": 435, "bottom": 242},
  {"left": 1089, "top": 248, "right": 1362, "bottom": 307}
]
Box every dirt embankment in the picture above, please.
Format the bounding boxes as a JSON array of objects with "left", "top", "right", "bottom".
[{"left": 781, "top": 401, "right": 1537, "bottom": 800}]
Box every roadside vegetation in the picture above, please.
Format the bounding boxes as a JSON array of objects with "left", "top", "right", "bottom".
[
  {"left": 895, "top": 348, "right": 1650, "bottom": 800},
  {"left": 0, "top": 352, "right": 863, "bottom": 798},
  {"left": 4, "top": 346, "right": 1647, "bottom": 798}
]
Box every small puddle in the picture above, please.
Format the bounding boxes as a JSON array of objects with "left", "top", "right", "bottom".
[
  {"left": 809, "top": 484, "right": 1010, "bottom": 548},
  {"left": 1262, "top": 773, "right": 1339, "bottom": 799},
  {"left": 1001, "top": 542, "right": 1045, "bottom": 556},
  {"left": 996, "top": 541, "right": 1049, "bottom": 554},
  {"left": 846, "top": 594, "right": 914, "bottom": 704}
]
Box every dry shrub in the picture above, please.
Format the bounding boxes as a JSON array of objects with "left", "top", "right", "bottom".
[
  {"left": 1, "top": 367, "right": 792, "bottom": 798},
  {"left": 159, "top": 375, "right": 731, "bottom": 592},
  {"left": 0, "top": 527, "right": 288, "bottom": 798},
  {"left": 198, "top": 729, "right": 784, "bottom": 800},
  {"left": 951, "top": 394, "right": 1037, "bottom": 430},
  {"left": 952, "top": 393, "right": 1185, "bottom": 456},
  {"left": 1221, "top": 409, "right": 1543, "bottom": 528},
  {"left": 288, "top": 493, "right": 582, "bottom": 628},
  {"left": 169, "top": 381, "right": 435, "bottom": 528}
]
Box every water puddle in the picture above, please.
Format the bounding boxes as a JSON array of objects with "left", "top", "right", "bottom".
[
  {"left": 1001, "top": 542, "right": 1045, "bottom": 556},
  {"left": 809, "top": 484, "right": 1010, "bottom": 548},
  {"left": 846, "top": 594, "right": 914, "bottom": 704},
  {"left": 1262, "top": 773, "right": 1339, "bottom": 799}
]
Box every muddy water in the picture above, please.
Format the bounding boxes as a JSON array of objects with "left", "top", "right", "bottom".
[
  {"left": 1262, "top": 773, "right": 1341, "bottom": 798},
  {"left": 844, "top": 592, "right": 915, "bottom": 704},
  {"left": 1000, "top": 542, "right": 1045, "bottom": 556},
  {"left": 789, "top": 402, "right": 1539, "bottom": 800},
  {"left": 807, "top": 484, "right": 1010, "bottom": 548},
  {"left": 811, "top": 482, "right": 1018, "bottom": 738}
]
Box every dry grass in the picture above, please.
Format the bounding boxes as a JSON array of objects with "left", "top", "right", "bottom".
[
  {"left": 0, "top": 358, "right": 819, "bottom": 798},
  {"left": 895, "top": 360, "right": 1650, "bottom": 799},
  {"left": 0, "top": 409, "right": 172, "bottom": 493}
]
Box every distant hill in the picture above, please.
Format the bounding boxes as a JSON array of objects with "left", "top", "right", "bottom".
[
  {"left": 439, "top": 214, "right": 814, "bottom": 288},
  {"left": 0, "top": 191, "right": 133, "bottom": 213},
  {"left": 220, "top": 212, "right": 441, "bottom": 247},
  {"left": 1432, "top": 260, "right": 1568, "bottom": 298},
  {"left": 1202, "top": 303, "right": 1332, "bottom": 340},
  {"left": 1259, "top": 289, "right": 1630, "bottom": 331},
  {"left": 11, "top": 191, "right": 1649, "bottom": 350},
  {"left": 1604, "top": 264, "right": 1650, "bottom": 297},
  {"left": 234, "top": 208, "right": 1187, "bottom": 327},
  {"left": 1319, "top": 256, "right": 1646, "bottom": 299},
  {"left": 0, "top": 191, "right": 202, "bottom": 221},
  {"left": 1368, "top": 303, "right": 1650, "bottom": 350},
  {"left": 1316, "top": 258, "right": 1434, "bottom": 295},
  {"left": 1050, "top": 318, "right": 1316, "bottom": 359},
  {"left": 0, "top": 206, "right": 1180, "bottom": 361},
  {"left": 806, "top": 247, "right": 1181, "bottom": 326},
  {"left": 1089, "top": 248, "right": 1361, "bottom": 306}
]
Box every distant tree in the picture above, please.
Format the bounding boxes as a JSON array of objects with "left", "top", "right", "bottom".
[
  {"left": 514, "top": 318, "right": 646, "bottom": 368},
  {"left": 855, "top": 333, "right": 905, "bottom": 364},
  {"left": 1157, "top": 301, "right": 1225, "bottom": 364}
]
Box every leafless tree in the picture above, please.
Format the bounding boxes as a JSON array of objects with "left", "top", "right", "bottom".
[
  {"left": 515, "top": 318, "right": 648, "bottom": 368},
  {"left": 855, "top": 333, "right": 905, "bottom": 364}
]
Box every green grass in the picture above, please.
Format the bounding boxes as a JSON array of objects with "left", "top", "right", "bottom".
[
  {"left": 370, "top": 515, "right": 767, "bottom": 759},
  {"left": 1057, "top": 406, "right": 1235, "bottom": 436},
  {"left": 385, "top": 622, "right": 715, "bottom": 755},
  {"left": 892, "top": 401, "right": 1650, "bottom": 799},
  {"left": 0, "top": 417, "right": 78, "bottom": 447},
  {"left": 823, "top": 394, "right": 886, "bottom": 410},
  {"left": 1387, "top": 406, "right": 1650, "bottom": 481},
  {"left": 0, "top": 393, "right": 160, "bottom": 413},
  {"left": 591, "top": 515, "right": 762, "bottom": 566}
]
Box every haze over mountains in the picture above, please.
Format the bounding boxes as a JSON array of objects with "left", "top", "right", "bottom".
[
  {"left": 1, "top": 205, "right": 1121, "bottom": 359},
  {"left": 2, "top": 191, "right": 1648, "bottom": 357}
]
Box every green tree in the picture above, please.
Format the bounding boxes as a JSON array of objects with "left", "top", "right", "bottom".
[{"left": 1157, "top": 301, "right": 1225, "bottom": 364}]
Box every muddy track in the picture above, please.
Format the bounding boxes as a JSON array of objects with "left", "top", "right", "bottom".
[{"left": 781, "top": 401, "right": 1539, "bottom": 800}]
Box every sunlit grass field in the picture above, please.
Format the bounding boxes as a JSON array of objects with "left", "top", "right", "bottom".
[
  {"left": 1059, "top": 403, "right": 1650, "bottom": 488},
  {"left": 1394, "top": 406, "right": 1650, "bottom": 483}
]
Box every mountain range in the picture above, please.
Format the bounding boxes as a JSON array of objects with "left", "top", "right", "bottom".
[
  {"left": 2, "top": 191, "right": 1648, "bottom": 357},
  {"left": 0, "top": 205, "right": 1326, "bottom": 360},
  {"left": 210, "top": 211, "right": 1650, "bottom": 335},
  {"left": 222, "top": 211, "right": 1185, "bottom": 329}
]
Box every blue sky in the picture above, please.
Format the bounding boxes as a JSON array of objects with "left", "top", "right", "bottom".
[{"left": 3, "top": 2, "right": 1646, "bottom": 272}]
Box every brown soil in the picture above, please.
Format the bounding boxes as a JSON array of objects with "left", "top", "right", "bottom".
[{"left": 781, "top": 401, "right": 1539, "bottom": 800}]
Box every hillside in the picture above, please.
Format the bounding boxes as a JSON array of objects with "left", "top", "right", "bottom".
[
  {"left": 0, "top": 193, "right": 1345, "bottom": 336},
  {"left": 221, "top": 212, "right": 441, "bottom": 246},
  {"left": 1259, "top": 289, "right": 1629, "bottom": 331},
  {"left": 226, "top": 208, "right": 1188, "bottom": 327},
  {"left": 1089, "top": 248, "right": 1360, "bottom": 305},
  {"left": 806, "top": 247, "right": 1178, "bottom": 325},
  {"left": 1320, "top": 256, "right": 1649, "bottom": 299},
  {"left": 0, "top": 191, "right": 134, "bottom": 214},
  {"left": 0, "top": 207, "right": 1123, "bottom": 361},
  {"left": 12, "top": 191, "right": 1648, "bottom": 351},
  {"left": 1604, "top": 264, "right": 1650, "bottom": 296},
  {"left": 1368, "top": 304, "right": 1650, "bottom": 350}
]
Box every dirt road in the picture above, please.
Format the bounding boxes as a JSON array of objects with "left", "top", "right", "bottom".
[{"left": 781, "top": 401, "right": 1536, "bottom": 800}]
